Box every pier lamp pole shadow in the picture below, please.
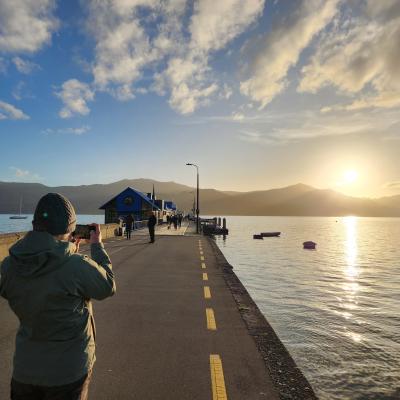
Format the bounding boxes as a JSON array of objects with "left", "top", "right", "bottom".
[{"left": 186, "top": 163, "right": 200, "bottom": 234}]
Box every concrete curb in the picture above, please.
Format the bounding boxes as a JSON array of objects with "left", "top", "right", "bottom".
[{"left": 208, "top": 237, "right": 318, "bottom": 400}]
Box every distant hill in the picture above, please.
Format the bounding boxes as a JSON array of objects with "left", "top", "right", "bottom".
[{"left": 0, "top": 179, "right": 399, "bottom": 217}]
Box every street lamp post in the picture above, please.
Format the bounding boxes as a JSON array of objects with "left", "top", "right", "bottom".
[{"left": 186, "top": 163, "right": 200, "bottom": 234}]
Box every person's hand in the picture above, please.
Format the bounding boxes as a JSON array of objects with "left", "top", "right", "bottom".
[
  {"left": 73, "top": 238, "right": 82, "bottom": 253},
  {"left": 90, "top": 223, "right": 102, "bottom": 244},
  {"left": 68, "top": 236, "right": 81, "bottom": 253}
]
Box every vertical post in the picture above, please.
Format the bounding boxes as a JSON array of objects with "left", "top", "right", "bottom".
[
  {"left": 223, "top": 218, "right": 226, "bottom": 230},
  {"left": 196, "top": 168, "right": 200, "bottom": 234},
  {"left": 186, "top": 162, "right": 200, "bottom": 234}
]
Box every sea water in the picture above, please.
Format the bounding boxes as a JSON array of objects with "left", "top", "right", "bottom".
[
  {"left": 0, "top": 214, "right": 104, "bottom": 234},
  {"left": 214, "top": 216, "right": 400, "bottom": 400}
]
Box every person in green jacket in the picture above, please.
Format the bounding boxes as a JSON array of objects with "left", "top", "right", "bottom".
[{"left": 0, "top": 193, "right": 116, "bottom": 400}]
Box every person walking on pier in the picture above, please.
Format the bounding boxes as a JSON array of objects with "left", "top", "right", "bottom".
[
  {"left": 0, "top": 193, "right": 116, "bottom": 400},
  {"left": 125, "top": 214, "right": 134, "bottom": 240},
  {"left": 148, "top": 211, "right": 157, "bottom": 243},
  {"left": 178, "top": 214, "right": 182, "bottom": 228}
]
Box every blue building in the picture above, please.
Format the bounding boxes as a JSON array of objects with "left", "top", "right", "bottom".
[
  {"left": 164, "top": 201, "right": 177, "bottom": 212},
  {"left": 99, "top": 187, "right": 160, "bottom": 224}
]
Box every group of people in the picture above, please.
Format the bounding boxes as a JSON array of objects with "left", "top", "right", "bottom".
[
  {"left": 123, "top": 212, "right": 157, "bottom": 243},
  {"left": 166, "top": 213, "right": 183, "bottom": 230}
]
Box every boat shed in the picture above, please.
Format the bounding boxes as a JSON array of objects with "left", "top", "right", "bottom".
[{"left": 99, "top": 187, "right": 160, "bottom": 224}]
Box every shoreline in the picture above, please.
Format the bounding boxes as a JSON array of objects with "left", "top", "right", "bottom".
[{"left": 208, "top": 237, "right": 318, "bottom": 400}]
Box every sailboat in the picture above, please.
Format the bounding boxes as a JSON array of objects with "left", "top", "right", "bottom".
[{"left": 10, "top": 197, "right": 28, "bottom": 219}]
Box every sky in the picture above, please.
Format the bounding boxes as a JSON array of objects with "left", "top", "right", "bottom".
[{"left": 0, "top": 0, "right": 399, "bottom": 198}]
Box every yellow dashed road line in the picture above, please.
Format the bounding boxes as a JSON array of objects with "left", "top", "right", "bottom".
[
  {"left": 200, "top": 256, "right": 205, "bottom": 261},
  {"left": 204, "top": 286, "right": 211, "bottom": 299},
  {"left": 203, "top": 272, "right": 208, "bottom": 281},
  {"left": 206, "top": 308, "right": 217, "bottom": 330},
  {"left": 201, "top": 262, "right": 206, "bottom": 269},
  {"left": 210, "top": 355, "right": 227, "bottom": 400},
  {"left": 200, "top": 251, "right": 204, "bottom": 256}
]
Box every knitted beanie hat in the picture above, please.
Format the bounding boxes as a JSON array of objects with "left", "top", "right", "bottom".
[{"left": 32, "top": 193, "right": 77, "bottom": 235}]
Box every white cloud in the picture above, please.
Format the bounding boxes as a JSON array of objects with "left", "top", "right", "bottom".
[
  {"left": 0, "top": 100, "right": 29, "bottom": 120},
  {"left": 232, "top": 112, "right": 245, "bottom": 121},
  {"left": 237, "top": 108, "right": 398, "bottom": 145},
  {"left": 9, "top": 167, "right": 29, "bottom": 177},
  {"left": 155, "top": 0, "right": 265, "bottom": 113},
  {"left": 86, "top": 0, "right": 176, "bottom": 100},
  {"left": 298, "top": 0, "right": 400, "bottom": 111},
  {"left": 84, "top": 0, "right": 264, "bottom": 114},
  {"left": 12, "top": 81, "right": 34, "bottom": 101},
  {"left": 0, "top": 0, "right": 58, "bottom": 53},
  {"left": 43, "top": 126, "right": 91, "bottom": 135},
  {"left": 56, "top": 79, "right": 94, "bottom": 118},
  {"left": 9, "top": 166, "right": 41, "bottom": 181},
  {"left": 190, "top": 0, "right": 264, "bottom": 53},
  {"left": 384, "top": 181, "right": 400, "bottom": 190},
  {"left": 240, "top": 0, "right": 340, "bottom": 108},
  {"left": 12, "top": 57, "right": 39, "bottom": 74},
  {"left": 169, "top": 82, "right": 218, "bottom": 114}
]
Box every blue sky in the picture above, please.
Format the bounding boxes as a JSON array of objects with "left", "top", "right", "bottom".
[{"left": 0, "top": 0, "right": 399, "bottom": 198}]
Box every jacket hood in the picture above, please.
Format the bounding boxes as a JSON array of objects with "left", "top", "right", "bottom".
[{"left": 9, "top": 231, "right": 75, "bottom": 277}]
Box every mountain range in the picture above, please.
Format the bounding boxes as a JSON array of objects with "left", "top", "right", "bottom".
[{"left": 0, "top": 179, "right": 399, "bottom": 217}]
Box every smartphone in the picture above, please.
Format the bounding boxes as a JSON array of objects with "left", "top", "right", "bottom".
[{"left": 73, "top": 224, "right": 96, "bottom": 239}]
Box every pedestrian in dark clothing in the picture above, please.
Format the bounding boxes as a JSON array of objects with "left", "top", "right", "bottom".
[
  {"left": 125, "top": 214, "right": 134, "bottom": 240},
  {"left": 148, "top": 212, "right": 157, "bottom": 243},
  {"left": 173, "top": 215, "right": 178, "bottom": 230},
  {"left": 178, "top": 214, "right": 182, "bottom": 228},
  {"left": 0, "top": 193, "right": 115, "bottom": 400}
]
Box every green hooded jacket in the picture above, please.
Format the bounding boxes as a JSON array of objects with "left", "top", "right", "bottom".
[{"left": 0, "top": 231, "right": 116, "bottom": 386}]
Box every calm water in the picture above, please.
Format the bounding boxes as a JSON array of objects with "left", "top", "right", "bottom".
[
  {"left": 214, "top": 216, "right": 400, "bottom": 400},
  {"left": 0, "top": 214, "right": 104, "bottom": 234}
]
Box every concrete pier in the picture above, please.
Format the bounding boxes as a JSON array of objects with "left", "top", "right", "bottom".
[{"left": 0, "top": 223, "right": 316, "bottom": 399}]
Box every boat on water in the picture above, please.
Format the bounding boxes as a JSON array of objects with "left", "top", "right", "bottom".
[
  {"left": 9, "top": 197, "right": 28, "bottom": 219},
  {"left": 260, "top": 232, "right": 281, "bottom": 237}
]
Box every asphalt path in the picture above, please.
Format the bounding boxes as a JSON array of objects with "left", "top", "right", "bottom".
[{"left": 0, "top": 232, "right": 279, "bottom": 400}]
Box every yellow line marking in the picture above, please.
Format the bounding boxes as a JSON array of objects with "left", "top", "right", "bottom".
[
  {"left": 206, "top": 308, "right": 217, "bottom": 330},
  {"left": 210, "top": 355, "right": 227, "bottom": 400},
  {"left": 200, "top": 256, "right": 205, "bottom": 261},
  {"left": 204, "top": 286, "right": 211, "bottom": 299},
  {"left": 200, "top": 251, "right": 204, "bottom": 255},
  {"left": 109, "top": 247, "right": 124, "bottom": 255},
  {"left": 203, "top": 272, "right": 208, "bottom": 281},
  {"left": 201, "top": 262, "right": 206, "bottom": 269}
]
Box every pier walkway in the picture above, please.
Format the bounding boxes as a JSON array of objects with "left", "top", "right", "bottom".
[{"left": 0, "top": 227, "right": 279, "bottom": 399}]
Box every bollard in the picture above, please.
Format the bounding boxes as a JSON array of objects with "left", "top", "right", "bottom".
[
  {"left": 218, "top": 217, "right": 221, "bottom": 226},
  {"left": 222, "top": 218, "right": 226, "bottom": 230}
]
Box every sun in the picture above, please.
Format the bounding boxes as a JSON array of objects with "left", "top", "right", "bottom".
[{"left": 343, "top": 170, "right": 359, "bottom": 184}]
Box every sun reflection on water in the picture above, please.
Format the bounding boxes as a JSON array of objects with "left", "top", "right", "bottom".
[
  {"left": 342, "top": 217, "right": 363, "bottom": 342},
  {"left": 344, "top": 216, "right": 359, "bottom": 280}
]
